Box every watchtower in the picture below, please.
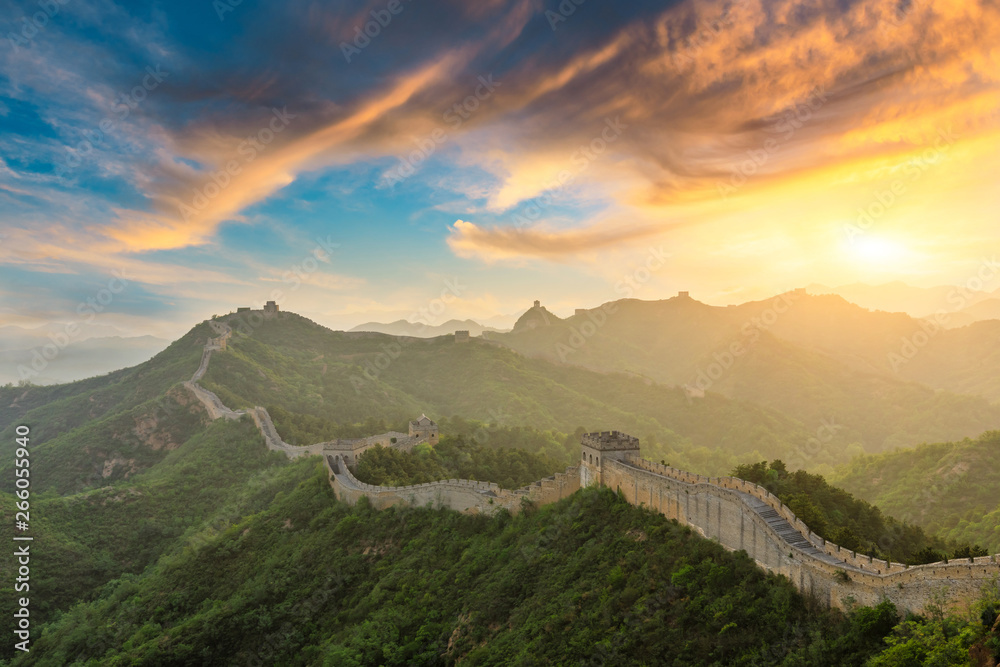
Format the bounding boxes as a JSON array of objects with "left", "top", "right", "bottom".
[
  {"left": 408, "top": 414, "right": 439, "bottom": 445},
  {"left": 580, "top": 431, "right": 640, "bottom": 487}
]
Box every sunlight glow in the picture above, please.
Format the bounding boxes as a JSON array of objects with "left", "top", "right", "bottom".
[{"left": 848, "top": 236, "right": 910, "bottom": 265}]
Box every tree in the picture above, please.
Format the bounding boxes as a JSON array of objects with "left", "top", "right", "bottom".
[{"left": 953, "top": 544, "right": 989, "bottom": 560}]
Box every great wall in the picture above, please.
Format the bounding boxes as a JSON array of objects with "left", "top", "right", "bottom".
[{"left": 186, "top": 310, "right": 1000, "bottom": 615}]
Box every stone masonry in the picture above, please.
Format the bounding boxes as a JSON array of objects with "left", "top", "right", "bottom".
[{"left": 186, "top": 317, "right": 1000, "bottom": 616}]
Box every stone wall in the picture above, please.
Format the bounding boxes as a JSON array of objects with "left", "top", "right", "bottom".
[
  {"left": 323, "top": 431, "right": 419, "bottom": 465},
  {"left": 190, "top": 317, "right": 999, "bottom": 615},
  {"left": 598, "top": 456, "right": 1000, "bottom": 614},
  {"left": 326, "top": 455, "right": 581, "bottom": 515}
]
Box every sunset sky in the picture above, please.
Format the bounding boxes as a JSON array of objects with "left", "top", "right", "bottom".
[{"left": 1, "top": 0, "right": 999, "bottom": 338}]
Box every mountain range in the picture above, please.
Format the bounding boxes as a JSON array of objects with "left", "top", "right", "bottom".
[
  {"left": 3, "top": 306, "right": 1000, "bottom": 663},
  {"left": 348, "top": 318, "right": 506, "bottom": 338},
  {"left": 806, "top": 281, "right": 1000, "bottom": 327},
  {"left": 0, "top": 322, "right": 170, "bottom": 386}
]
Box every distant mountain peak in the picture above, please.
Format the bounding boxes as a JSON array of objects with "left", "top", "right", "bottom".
[
  {"left": 348, "top": 318, "right": 504, "bottom": 338},
  {"left": 511, "top": 301, "right": 563, "bottom": 333}
]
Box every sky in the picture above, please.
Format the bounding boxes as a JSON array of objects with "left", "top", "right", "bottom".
[{"left": 1, "top": 0, "right": 999, "bottom": 339}]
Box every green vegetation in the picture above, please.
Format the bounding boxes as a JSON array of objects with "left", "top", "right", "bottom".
[
  {"left": 266, "top": 404, "right": 407, "bottom": 444},
  {"left": 834, "top": 430, "right": 1000, "bottom": 554},
  {"left": 353, "top": 434, "right": 565, "bottom": 489},
  {"left": 0, "top": 417, "right": 290, "bottom": 644},
  {"left": 5, "top": 312, "right": 1000, "bottom": 665},
  {"left": 0, "top": 385, "right": 207, "bottom": 495},
  {"left": 0, "top": 322, "right": 209, "bottom": 449},
  {"left": 732, "top": 460, "right": 988, "bottom": 564},
  {"left": 196, "top": 312, "right": 834, "bottom": 475},
  {"left": 498, "top": 297, "right": 1000, "bottom": 464},
  {"left": 7, "top": 483, "right": 972, "bottom": 666},
  {"left": 268, "top": 403, "right": 577, "bottom": 465}
]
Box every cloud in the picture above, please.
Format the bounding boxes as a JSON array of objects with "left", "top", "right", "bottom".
[
  {"left": 447, "top": 218, "right": 671, "bottom": 261},
  {"left": 3, "top": 0, "right": 999, "bottom": 301}
]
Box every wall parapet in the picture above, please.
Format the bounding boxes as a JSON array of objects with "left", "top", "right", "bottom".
[
  {"left": 628, "top": 458, "right": 948, "bottom": 574},
  {"left": 609, "top": 456, "right": 1000, "bottom": 613},
  {"left": 327, "top": 453, "right": 580, "bottom": 514},
  {"left": 192, "top": 322, "right": 999, "bottom": 614}
]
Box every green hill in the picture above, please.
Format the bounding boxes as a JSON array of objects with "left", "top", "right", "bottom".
[
  {"left": 0, "top": 479, "right": 924, "bottom": 666},
  {"left": 833, "top": 431, "right": 1000, "bottom": 553},
  {"left": 0, "top": 417, "right": 289, "bottom": 642},
  {"left": 0, "top": 322, "right": 209, "bottom": 448},
  {"left": 2, "top": 310, "right": 1000, "bottom": 664},
  {"left": 494, "top": 294, "right": 1000, "bottom": 462}
]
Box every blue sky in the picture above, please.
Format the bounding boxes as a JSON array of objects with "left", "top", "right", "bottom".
[{"left": 1, "top": 0, "right": 999, "bottom": 339}]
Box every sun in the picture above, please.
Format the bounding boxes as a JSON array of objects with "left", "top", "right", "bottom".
[{"left": 848, "top": 236, "right": 909, "bottom": 265}]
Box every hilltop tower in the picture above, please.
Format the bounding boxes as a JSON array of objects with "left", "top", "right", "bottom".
[
  {"left": 408, "top": 414, "right": 439, "bottom": 445},
  {"left": 580, "top": 431, "right": 640, "bottom": 487}
]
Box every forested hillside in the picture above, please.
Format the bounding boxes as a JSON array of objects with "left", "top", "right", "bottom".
[
  {"left": 834, "top": 431, "right": 1000, "bottom": 553},
  {"left": 2, "top": 311, "right": 1000, "bottom": 665},
  {"left": 13, "top": 479, "right": 1000, "bottom": 666},
  {"left": 732, "top": 461, "right": 987, "bottom": 564},
  {"left": 353, "top": 435, "right": 565, "bottom": 489},
  {"left": 196, "top": 312, "right": 831, "bottom": 473},
  {"left": 496, "top": 295, "right": 1000, "bottom": 459},
  {"left": 0, "top": 321, "right": 210, "bottom": 453},
  {"left": 0, "top": 418, "right": 289, "bottom": 643}
]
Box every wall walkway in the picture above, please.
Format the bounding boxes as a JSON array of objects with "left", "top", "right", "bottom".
[{"left": 186, "top": 317, "right": 1000, "bottom": 614}]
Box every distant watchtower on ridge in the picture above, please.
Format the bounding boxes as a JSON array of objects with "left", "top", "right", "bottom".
[
  {"left": 580, "top": 431, "right": 640, "bottom": 487},
  {"left": 409, "top": 414, "right": 439, "bottom": 445}
]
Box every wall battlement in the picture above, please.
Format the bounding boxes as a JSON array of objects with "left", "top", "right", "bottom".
[
  {"left": 326, "top": 454, "right": 580, "bottom": 514},
  {"left": 603, "top": 454, "right": 999, "bottom": 614},
  {"left": 187, "top": 322, "right": 999, "bottom": 616},
  {"left": 581, "top": 431, "right": 640, "bottom": 451}
]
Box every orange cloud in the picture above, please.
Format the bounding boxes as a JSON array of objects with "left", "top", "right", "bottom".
[
  {"left": 85, "top": 0, "right": 1000, "bottom": 274},
  {"left": 447, "top": 218, "right": 672, "bottom": 261}
]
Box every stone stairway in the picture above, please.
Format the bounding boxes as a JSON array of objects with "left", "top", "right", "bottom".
[{"left": 738, "top": 492, "right": 866, "bottom": 572}]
